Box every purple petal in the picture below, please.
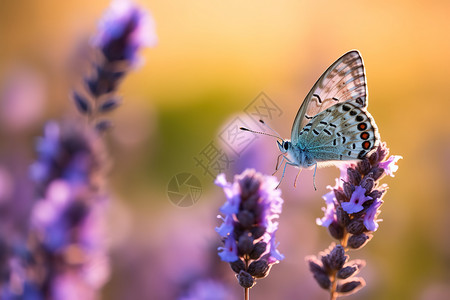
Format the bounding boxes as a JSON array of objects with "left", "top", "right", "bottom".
[
  {"left": 364, "top": 200, "right": 383, "bottom": 231},
  {"left": 268, "top": 230, "right": 284, "bottom": 263},
  {"left": 379, "top": 155, "right": 402, "bottom": 177},
  {"left": 215, "top": 215, "right": 234, "bottom": 237},
  {"left": 316, "top": 202, "right": 336, "bottom": 227},
  {"left": 218, "top": 236, "right": 238, "bottom": 262},
  {"left": 341, "top": 186, "right": 372, "bottom": 214}
]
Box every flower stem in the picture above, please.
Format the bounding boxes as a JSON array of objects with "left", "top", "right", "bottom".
[
  {"left": 244, "top": 257, "right": 250, "bottom": 300},
  {"left": 329, "top": 271, "right": 337, "bottom": 300},
  {"left": 341, "top": 231, "right": 349, "bottom": 248}
]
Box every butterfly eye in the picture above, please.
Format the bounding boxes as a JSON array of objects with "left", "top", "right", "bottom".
[{"left": 284, "top": 142, "right": 289, "bottom": 150}]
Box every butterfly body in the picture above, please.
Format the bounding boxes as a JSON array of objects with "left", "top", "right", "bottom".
[{"left": 275, "top": 50, "right": 380, "bottom": 188}]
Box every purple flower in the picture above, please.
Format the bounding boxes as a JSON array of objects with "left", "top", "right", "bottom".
[
  {"left": 26, "top": 121, "right": 110, "bottom": 299},
  {"left": 29, "top": 122, "right": 61, "bottom": 183},
  {"left": 215, "top": 214, "right": 234, "bottom": 237},
  {"left": 364, "top": 199, "right": 383, "bottom": 232},
  {"left": 316, "top": 189, "right": 337, "bottom": 227},
  {"left": 267, "top": 230, "right": 285, "bottom": 263},
  {"left": 215, "top": 174, "right": 240, "bottom": 215},
  {"left": 29, "top": 122, "right": 106, "bottom": 190},
  {"left": 309, "top": 143, "right": 401, "bottom": 297},
  {"left": 215, "top": 169, "right": 284, "bottom": 288},
  {"left": 73, "top": 0, "right": 157, "bottom": 130},
  {"left": 217, "top": 234, "right": 238, "bottom": 263},
  {"left": 93, "top": 0, "right": 157, "bottom": 65},
  {"left": 317, "top": 203, "right": 336, "bottom": 228},
  {"left": 341, "top": 186, "right": 373, "bottom": 214},
  {"left": 379, "top": 155, "right": 402, "bottom": 177}
]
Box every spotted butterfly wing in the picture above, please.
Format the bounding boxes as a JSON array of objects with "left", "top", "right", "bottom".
[
  {"left": 291, "top": 50, "right": 367, "bottom": 144},
  {"left": 296, "top": 99, "right": 379, "bottom": 164}
]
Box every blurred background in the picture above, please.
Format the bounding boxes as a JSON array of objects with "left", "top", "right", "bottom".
[{"left": 1, "top": 0, "right": 449, "bottom": 299}]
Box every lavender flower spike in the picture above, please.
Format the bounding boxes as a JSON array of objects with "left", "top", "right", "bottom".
[
  {"left": 215, "top": 169, "right": 284, "bottom": 295},
  {"left": 26, "top": 122, "right": 110, "bottom": 300},
  {"left": 74, "top": 0, "right": 157, "bottom": 129},
  {"left": 93, "top": 0, "right": 157, "bottom": 65},
  {"left": 308, "top": 143, "right": 401, "bottom": 299}
]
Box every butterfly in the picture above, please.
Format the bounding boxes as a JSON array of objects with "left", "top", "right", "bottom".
[{"left": 242, "top": 50, "right": 380, "bottom": 189}]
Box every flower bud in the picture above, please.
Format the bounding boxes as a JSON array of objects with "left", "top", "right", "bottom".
[
  {"left": 230, "top": 259, "right": 245, "bottom": 274},
  {"left": 347, "top": 233, "right": 370, "bottom": 249},
  {"left": 242, "top": 194, "right": 259, "bottom": 211},
  {"left": 249, "top": 241, "right": 266, "bottom": 260},
  {"left": 237, "top": 210, "right": 255, "bottom": 228},
  {"left": 313, "top": 272, "right": 331, "bottom": 289},
  {"left": 321, "top": 254, "right": 332, "bottom": 273},
  {"left": 346, "top": 219, "right": 366, "bottom": 235},
  {"left": 237, "top": 234, "right": 254, "bottom": 255},
  {"left": 359, "top": 175, "right": 374, "bottom": 193},
  {"left": 343, "top": 182, "right": 354, "bottom": 199},
  {"left": 334, "top": 189, "right": 348, "bottom": 203},
  {"left": 347, "top": 168, "right": 361, "bottom": 186},
  {"left": 237, "top": 270, "right": 255, "bottom": 288},
  {"left": 328, "top": 221, "right": 344, "bottom": 240},
  {"left": 356, "top": 158, "right": 371, "bottom": 175},
  {"left": 247, "top": 259, "right": 269, "bottom": 278},
  {"left": 307, "top": 257, "right": 325, "bottom": 275},
  {"left": 239, "top": 176, "right": 260, "bottom": 199},
  {"left": 368, "top": 189, "right": 384, "bottom": 201},
  {"left": 368, "top": 149, "right": 379, "bottom": 165},
  {"left": 371, "top": 166, "right": 385, "bottom": 181},
  {"left": 250, "top": 226, "right": 266, "bottom": 239},
  {"left": 329, "top": 245, "right": 347, "bottom": 270},
  {"left": 336, "top": 278, "right": 365, "bottom": 295},
  {"left": 337, "top": 265, "right": 358, "bottom": 279},
  {"left": 336, "top": 206, "right": 350, "bottom": 227}
]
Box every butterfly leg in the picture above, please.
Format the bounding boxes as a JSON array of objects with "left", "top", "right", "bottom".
[
  {"left": 275, "top": 160, "right": 289, "bottom": 189},
  {"left": 294, "top": 168, "right": 302, "bottom": 187},
  {"left": 273, "top": 154, "right": 285, "bottom": 176},
  {"left": 313, "top": 163, "right": 318, "bottom": 191}
]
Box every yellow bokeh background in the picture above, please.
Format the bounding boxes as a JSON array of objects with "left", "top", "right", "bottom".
[{"left": 1, "top": 0, "right": 450, "bottom": 299}]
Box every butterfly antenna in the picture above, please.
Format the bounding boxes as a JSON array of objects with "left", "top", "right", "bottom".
[
  {"left": 239, "top": 127, "right": 283, "bottom": 141},
  {"left": 258, "top": 120, "right": 283, "bottom": 140}
]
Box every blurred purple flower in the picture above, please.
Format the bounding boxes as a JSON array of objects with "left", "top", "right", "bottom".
[
  {"left": 178, "top": 279, "right": 234, "bottom": 300},
  {"left": 215, "top": 169, "right": 284, "bottom": 290},
  {"left": 0, "top": 1, "right": 155, "bottom": 298},
  {"left": 30, "top": 121, "right": 107, "bottom": 192},
  {"left": 217, "top": 233, "right": 238, "bottom": 263},
  {"left": 267, "top": 230, "right": 284, "bottom": 263},
  {"left": 25, "top": 121, "right": 110, "bottom": 299},
  {"left": 93, "top": 0, "right": 157, "bottom": 64},
  {"left": 215, "top": 214, "right": 234, "bottom": 238},
  {"left": 73, "top": 0, "right": 157, "bottom": 130}
]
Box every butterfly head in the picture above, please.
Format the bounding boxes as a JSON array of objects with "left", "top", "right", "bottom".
[{"left": 277, "top": 140, "right": 291, "bottom": 154}]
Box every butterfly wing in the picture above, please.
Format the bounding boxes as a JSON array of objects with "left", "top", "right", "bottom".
[
  {"left": 291, "top": 50, "right": 367, "bottom": 144},
  {"left": 297, "top": 99, "right": 380, "bottom": 164}
]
